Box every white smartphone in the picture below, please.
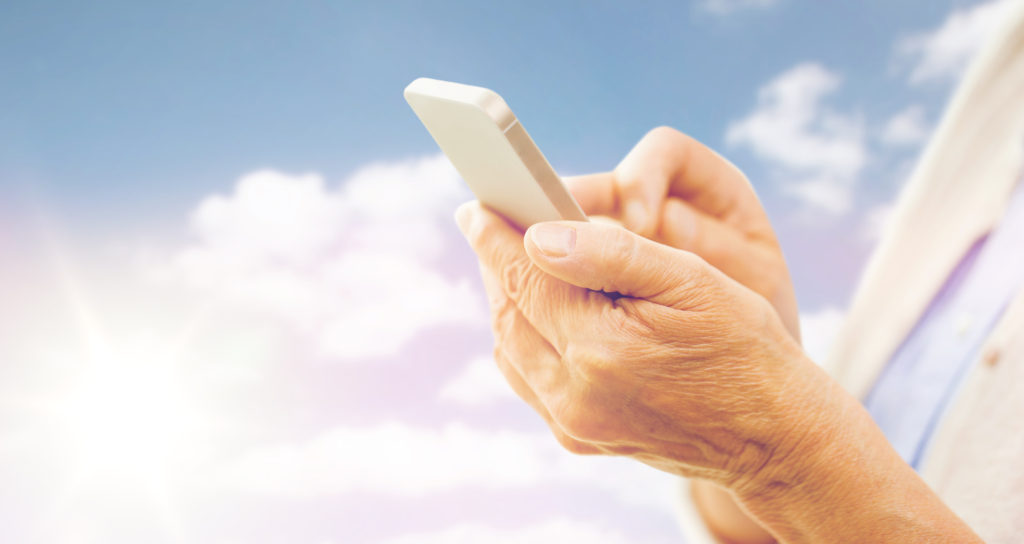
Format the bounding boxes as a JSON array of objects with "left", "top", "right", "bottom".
[{"left": 403, "top": 78, "right": 587, "bottom": 230}]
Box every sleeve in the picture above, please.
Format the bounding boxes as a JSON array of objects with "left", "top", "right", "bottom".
[{"left": 674, "top": 478, "right": 718, "bottom": 544}]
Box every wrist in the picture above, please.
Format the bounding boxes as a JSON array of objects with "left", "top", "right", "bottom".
[
  {"left": 729, "top": 369, "right": 981, "bottom": 543},
  {"left": 726, "top": 359, "right": 850, "bottom": 513}
]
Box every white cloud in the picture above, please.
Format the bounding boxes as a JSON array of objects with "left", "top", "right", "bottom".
[
  {"left": 212, "top": 421, "right": 677, "bottom": 515},
  {"left": 726, "top": 63, "right": 867, "bottom": 216},
  {"left": 439, "top": 355, "right": 516, "bottom": 406},
  {"left": 780, "top": 177, "right": 851, "bottom": 216},
  {"left": 880, "top": 104, "right": 931, "bottom": 147},
  {"left": 700, "top": 0, "right": 780, "bottom": 15},
  {"left": 799, "top": 307, "right": 845, "bottom": 364},
  {"left": 896, "top": 0, "right": 1016, "bottom": 84},
  {"left": 380, "top": 519, "right": 634, "bottom": 544},
  {"left": 162, "top": 155, "right": 484, "bottom": 361},
  {"left": 214, "top": 422, "right": 554, "bottom": 498}
]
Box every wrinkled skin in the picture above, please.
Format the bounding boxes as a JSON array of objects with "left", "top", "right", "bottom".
[
  {"left": 457, "top": 127, "right": 818, "bottom": 488},
  {"left": 457, "top": 194, "right": 822, "bottom": 490},
  {"left": 455, "top": 127, "right": 981, "bottom": 543}
]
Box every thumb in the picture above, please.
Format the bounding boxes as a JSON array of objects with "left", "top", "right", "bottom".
[{"left": 523, "top": 220, "right": 714, "bottom": 309}]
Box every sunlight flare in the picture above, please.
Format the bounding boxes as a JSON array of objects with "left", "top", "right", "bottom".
[{"left": 59, "top": 358, "right": 193, "bottom": 475}]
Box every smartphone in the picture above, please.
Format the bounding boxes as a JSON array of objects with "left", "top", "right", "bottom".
[{"left": 403, "top": 78, "right": 587, "bottom": 230}]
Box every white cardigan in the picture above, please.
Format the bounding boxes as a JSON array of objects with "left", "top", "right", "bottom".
[{"left": 678, "top": 3, "right": 1024, "bottom": 542}]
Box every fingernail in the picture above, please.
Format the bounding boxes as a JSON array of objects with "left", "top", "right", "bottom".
[
  {"left": 624, "top": 200, "right": 647, "bottom": 233},
  {"left": 530, "top": 223, "right": 576, "bottom": 258},
  {"left": 454, "top": 203, "right": 474, "bottom": 236}
]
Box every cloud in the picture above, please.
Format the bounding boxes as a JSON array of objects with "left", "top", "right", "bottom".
[
  {"left": 699, "top": 0, "right": 780, "bottom": 15},
  {"left": 896, "top": 0, "right": 1016, "bottom": 85},
  {"left": 439, "top": 355, "right": 517, "bottom": 406},
  {"left": 380, "top": 519, "right": 634, "bottom": 544},
  {"left": 162, "top": 155, "right": 484, "bottom": 361},
  {"left": 880, "top": 104, "right": 931, "bottom": 147},
  {"left": 726, "top": 63, "right": 867, "bottom": 216},
  {"left": 778, "top": 177, "right": 851, "bottom": 216},
  {"left": 799, "top": 307, "right": 845, "bottom": 364},
  {"left": 214, "top": 422, "right": 554, "bottom": 498},
  {"left": 212, "top": 421, "right": 677, "bottom": 515}
]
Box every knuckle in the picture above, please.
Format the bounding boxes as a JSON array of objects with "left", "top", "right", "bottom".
[
  {"left": 499, "top": 257, "right": 535, "bottom": 303},
  {"left": 616, "top": 127, "right": 693, "bottom": 191},
  {"left": 644, "top": 125, "right": 685, "bottom": 144},
  {"left": 563, "top": 323, "right": 638, "bottom": 388},
  {"left": 554, "top": 400, "right": 613, "bottom": 443},
  {"left": 553, "top": 430, "right": 600, "bottom": 456},
  {"left": 489, "top": 296, "right": 520, "bottom": 342},
  {"left": 550, "top": 395, "right": 594, "bottom": 441},
  {"left": 563, "top": 340, "right": 612, "bottom": 373},
  {"left": 643, "top": 126, "right": 695, "bottom": 159},
  {"left": 554, "top": 346, "right": 621, "bottom": 442}
]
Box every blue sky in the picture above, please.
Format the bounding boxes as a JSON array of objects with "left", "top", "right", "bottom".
[
  {"left": 0, "top": 1, "right": 959, "bottom": 223},
  {"left": 0, "top": 0, "right": 1012, "bottom": 542}
]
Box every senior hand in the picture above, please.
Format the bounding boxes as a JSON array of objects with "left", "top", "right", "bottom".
[
  {"left": 565, "top": 126, "right": 802, "bottom": 542},
  {"left": 456, "top": 200, "right": 981, "bottom": 543},
  {"left": 456, "top": 202, "right": 820, "bottom": 487}
]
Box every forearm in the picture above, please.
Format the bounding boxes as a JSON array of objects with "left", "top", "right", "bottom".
[{"left": 732, "top": 377, "right": 981, "bottom": 543}]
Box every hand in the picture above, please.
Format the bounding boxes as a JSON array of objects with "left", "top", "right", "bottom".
[
  {"left": 456, "top": 205, "right": 982, "bottom": 543},
  {"left": 564, "top": 127, "right": 800, "bottom": 341},
  {"left": 456, "top": 202, "right": 824, "bottom": 488}
]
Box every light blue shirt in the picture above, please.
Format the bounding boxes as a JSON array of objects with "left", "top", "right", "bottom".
[{"left": 864, "top": 177, "right": 1024, "bottom": 470}]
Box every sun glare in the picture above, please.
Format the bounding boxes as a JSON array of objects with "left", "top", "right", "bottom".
[
  {"left": 41, "top": 226, "right": 203, "bottom": 484},
  {"left": 57, "top": 357, "right": 196, "bottom": 478}
]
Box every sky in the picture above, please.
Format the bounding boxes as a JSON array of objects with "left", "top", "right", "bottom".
[{"left": 0, "top": 0, "right": 1016, "bottom": 542}]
